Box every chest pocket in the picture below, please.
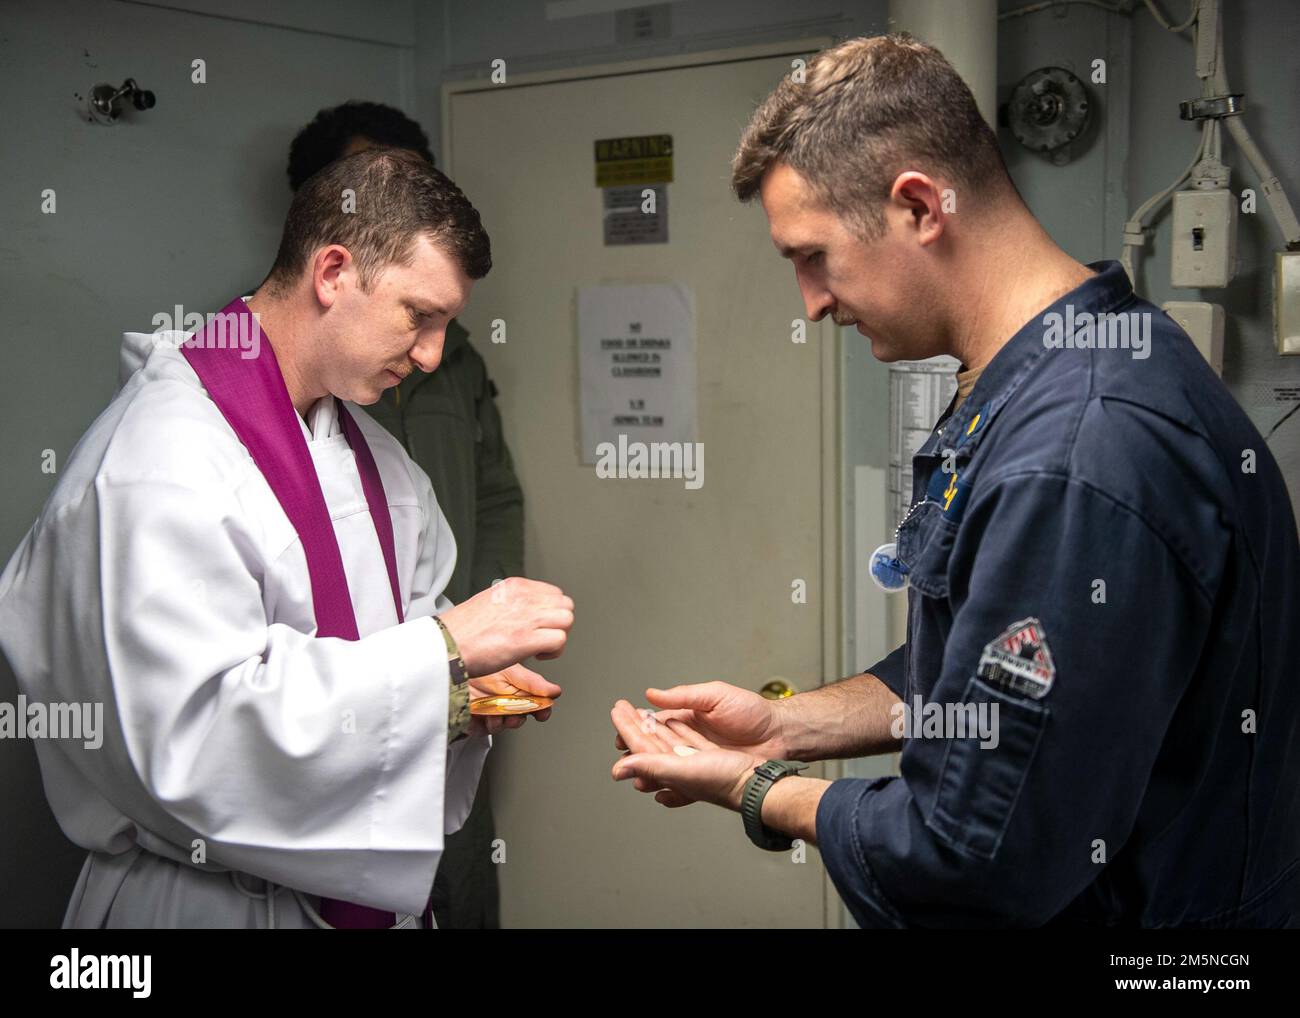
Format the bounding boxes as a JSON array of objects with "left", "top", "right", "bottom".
[
  {"left": 925, "top": 674, "right": 1051, "bottom": 861},
  {"left": 898, "top": 400, "right": 998, "bottom": 597},
  {"left": 898, "top": 501, "right": 958, "bottom": 598}
]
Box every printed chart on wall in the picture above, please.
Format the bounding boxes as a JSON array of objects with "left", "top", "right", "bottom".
[
  {"left": 889, "top": 356, "right": 959, "bottom": 525},
  {"left": 577, "top": 283, "right": 696, "bottom": 464}
]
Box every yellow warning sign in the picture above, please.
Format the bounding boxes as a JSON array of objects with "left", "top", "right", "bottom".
[{"left": 594, "top": 134, "right": 674, "bottom": 188}]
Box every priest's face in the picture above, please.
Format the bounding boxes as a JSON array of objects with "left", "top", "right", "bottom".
[{"left": 323, "top": 233, "right": 473, "bottom": 405}]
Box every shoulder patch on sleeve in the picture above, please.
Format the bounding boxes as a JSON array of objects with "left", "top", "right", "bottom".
[{"left": 977, "top": 617, "right": 1055, "bottom": 699}]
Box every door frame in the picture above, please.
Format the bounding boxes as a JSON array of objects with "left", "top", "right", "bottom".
[{"left": 441, "top": 38, "right": 847, "bottom": 929}]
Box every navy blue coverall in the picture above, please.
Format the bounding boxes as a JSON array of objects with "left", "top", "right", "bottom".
[{"left": 816, "top": 260, "right": 1300, "bottom": 928}]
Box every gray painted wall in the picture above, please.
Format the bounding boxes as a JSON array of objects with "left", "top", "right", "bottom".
[
  {"left": 1128, "top": 0, "right": 1300, "bottom": 485},
  {"left": 999, "top": 0, "right": 1300, "bottom": 493}
]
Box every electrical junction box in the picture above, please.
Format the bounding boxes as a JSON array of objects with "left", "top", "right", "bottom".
[
  {"left": 1163, "top": 300, "right": 1225, "bottom": 375},
  {"left": 1171, "top": 189, "right": 1237, "bottom": 288},
  {"left": 1276, "top": 251, "right": 1300, "bottom": 355}
]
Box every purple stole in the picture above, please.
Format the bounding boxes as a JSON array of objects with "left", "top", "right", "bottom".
[{"left": 182, "top": 298, "right": 432, "bottom": 929}]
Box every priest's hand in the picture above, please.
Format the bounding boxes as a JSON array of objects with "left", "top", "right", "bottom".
[
  {"left": 468, "top": 663, "right": 561, "bottom": 737},
  {"left": 439, "top": 577, "right": 574, "bottom": 676},
  {"left": 610, "top": 699, "right": 763, "bottom": 809},
  {"left": 612, "top": 682, "right": 790, "bottom": 762}
]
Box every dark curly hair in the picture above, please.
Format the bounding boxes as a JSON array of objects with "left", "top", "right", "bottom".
[{"left": 287, "top": 101, "right": 436, "bottom": 192}]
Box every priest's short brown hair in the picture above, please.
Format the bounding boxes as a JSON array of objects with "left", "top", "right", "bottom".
[{"left": 266, "top": 147, "right": 491, "bottom": 293}]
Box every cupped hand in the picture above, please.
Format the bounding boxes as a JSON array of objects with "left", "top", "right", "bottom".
[
  {"left": 609, "top": 701, "right": 763, "bottom": 811},
  {"left": 610, "top": 698, "right": 764, "bottom": 809},
  {"left": 612, "top": 681, "right": 787, "bottom": 761}
]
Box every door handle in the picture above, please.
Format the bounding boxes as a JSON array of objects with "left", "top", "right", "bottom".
[{"left": 758, "top": 678, "right": 797, "bottom": 700}]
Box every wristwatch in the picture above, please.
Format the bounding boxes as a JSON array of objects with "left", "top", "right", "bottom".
[
  {"left": 433, "top": 616, "right": 471, "bottom": 743},
  {"left": 741, "top": 760, "right": 808, "bottom": 851}
]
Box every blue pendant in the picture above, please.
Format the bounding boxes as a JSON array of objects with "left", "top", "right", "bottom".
[{"left": 869, "top": 542, "right": 909, "bottom": 593}]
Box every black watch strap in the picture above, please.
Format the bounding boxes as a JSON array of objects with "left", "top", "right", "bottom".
[{"left": 741, "top": 760, "right": 808, "bottom": 851}]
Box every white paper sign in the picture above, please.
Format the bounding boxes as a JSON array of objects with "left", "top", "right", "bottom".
[{"left": 578, "top": 283, "right": 696, "bottom": 464}]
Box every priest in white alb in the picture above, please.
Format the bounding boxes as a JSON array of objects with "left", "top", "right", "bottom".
[{"left": 0, "top": 148, "right": 573, "bottom": 928}]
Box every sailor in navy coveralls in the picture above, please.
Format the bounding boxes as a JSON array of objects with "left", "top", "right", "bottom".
[
  {"left": 609, "top": 34, "right": 1300, "bottom": 929},
  {"left": 816, "top": 260, "right": 1300, "bottom": 927}
]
